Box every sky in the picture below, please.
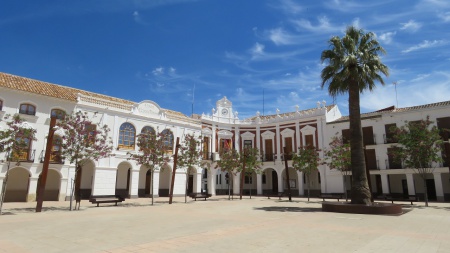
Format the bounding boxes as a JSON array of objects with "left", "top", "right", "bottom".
[{"left": 1, "top": 0, "right": 449, "bottom": 119}]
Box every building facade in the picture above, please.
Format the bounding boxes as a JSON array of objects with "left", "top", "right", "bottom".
[{"left": 1, "top": 72, "right": 449, "bottom": 202}]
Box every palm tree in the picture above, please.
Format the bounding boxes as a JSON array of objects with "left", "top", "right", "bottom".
[{"left": 321, "top": 26, "right": 389, "bottom": 204}]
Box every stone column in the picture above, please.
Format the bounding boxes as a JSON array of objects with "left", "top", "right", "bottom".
[
  {"left": 433, "top": 172, "right": 444, "bottom": 201},
  {"left": 406, "top": 173, "right": 415, "bottom": 195},
  {"left": 208, "top": 169, "right": 216, "bottom": 196},
  {"left": 298, "top": 171, "right": 304, "bottom": 195},
  {"left": 152, "top": 170, "right": 160, "bottom": 197},
  {"left": 380, "top": 174, "right": 390, "bottom": 194},
  {"left": 129, "top": 169, "right": 139, "bottom": 199},
  {"left": 233, "top": 172, "right": 240, "bottom": 195},
  {"left": 278, "top": 170, "right": 283, "bottom": 193},
  {"left": 256, "top": 173, "right": 262, "bottom": 195},
  {"left": 27, "top": 177, "right": 39, "bottom": 202}
]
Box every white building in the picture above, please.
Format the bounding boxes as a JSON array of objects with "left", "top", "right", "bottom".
[
  {"left": 0, "top": 72, "right": 202, "bottom": 202},
  {"left": 1, "top": 72, "right": 449, "bottom": 202}
]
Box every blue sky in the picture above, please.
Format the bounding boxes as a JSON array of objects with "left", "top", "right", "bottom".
[{"left": 1, "top": 0, "right": 449, "bottom": 119}]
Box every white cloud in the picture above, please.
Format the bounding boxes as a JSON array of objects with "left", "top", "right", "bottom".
[
  {"left": 400, "top": 20, "right": 422, "bottom": 32},
  {"left": 267, "top": 28, "right": 296, "bottom": 45},
  {"left": 249, "top": 42, "right": 265, "bottom": 59},
  {"left": 361, "top": 71, "right": 450, "bottom": 112},
  {"left": 378, "top": 31, "right": 396, "bottom": 44},
  {"left": 438, "top": 12, "right": 450, "bottom": 22},
  {"left": 402, "top": 40, "right": 447, "bottom": 53},
  {"left": 152, "top": 67, "right": 164, "bottom": 76},
  {"left": 272, "top": 0, "right": 303, "bottom": 15},
  {"left": 132, "top": 11, "right": 148, "bottom": 25},
  {"left": 292, "top": 15, "right": 342, "bottom": 33}
]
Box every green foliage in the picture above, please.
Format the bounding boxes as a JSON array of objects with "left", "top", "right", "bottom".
[
  {"left": 215, "top": 148, "right": 240, "bottom": 175},
  {"left": 292, "top": 146, "right": 320, "bottom": 176},
  {"left": 390, "top": 117, "right": 443, "bottom": 172},
  {"left": 0, "top": 114, "right": 37, "bottom": 165},
  {"left": 128, "top": 130, "right": 169, "bottom": 172},
  {"left": 320, "top": 26, "right": 389, "bottom": 97},
  {"left": 57, "top": 111, "right": 113, "bottom": 168},
  {"left": 322, "top": 135, "right": 351, "bottom": 174},
  {"left": 238, "top": 147, "right": 263, "bottom": 176},
  {"left": 177, "top": 134, "right": 204, "bottom": 171}
]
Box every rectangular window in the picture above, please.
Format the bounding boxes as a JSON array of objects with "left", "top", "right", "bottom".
[
  {"left": 365, "top": 149, "right": 378, "bottom": 170},
  {"left": 262, "top": 174, "right": 266, "bottom": 184},
  {"left": 244, "top": 140, "right": 252, "bottom": 150},
  {"left": 437, "top": 117, "right": 450, "bottom": 167},
  {"left": 384, "top": 123, "right": 397, "bottom": 143},
  {"left": 342, "top": 129, "right": 350, "bottom": 144},
  {"left": 216, "top": 175, "right": 219, "bottom": 184},
  {"left": 362, "top": 126, "right": 375, "bottom": 145},
  {"left": 219, "top": 174, "right": 222, "bottom": 184},
  {"left": 318, "top": 172, "right": 321, "bottom": 184},
  {"left": 305, "top": 135, "right": 314, "bottom": 147}
]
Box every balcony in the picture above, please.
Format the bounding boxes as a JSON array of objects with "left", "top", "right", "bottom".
[
  {"left": 385, "top": 159, "right": 402, "bottom": 169},
  {"left": 202, "top": 152, "right": 213, "bottom": 161},
  {"left": 39, "top": 150, "right": 65, "bottom": 164},
  {"left": 383, "top": 134, "right": 398, "bottom": 144},
  {"left": 7, "top": 149, "right": 35, "bottom": 163},
  {"left": 261, "top": 153, "right": 275, "bottom": 162}
]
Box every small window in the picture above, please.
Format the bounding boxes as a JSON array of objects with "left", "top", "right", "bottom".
[
  {"left": 85, "top": 124, "right": 97, "bottom": 144},
  {"left": 118, "top": 123, "right": 136, "bottom": 149},
  {"left": 51, "top": 109, "right": 66, "bottom": 119},
  {"left": 19, "top": 103, "right": 36, "bottom": 116},
  {"left": 244, "top": 140, "right": 252, "bottom": 149},
  {"left": 245, "top": 175, "right": 253, "bottom": 184}
]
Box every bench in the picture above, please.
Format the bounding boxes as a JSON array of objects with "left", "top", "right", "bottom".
[
  {"left": 89, "top": 195, "right": 125, "bottom": 207},
  {"left": 190, "top": 193, "right": 212, "bottom": 201},
  {"left": 320, "top": 193, "right": 344, "bottom": 202},
  {"left": 266, "top": 192, "right": 286, "bottom": 200},
  {"left": 385, "top": 194, "right": 418, "bottom": 205}
]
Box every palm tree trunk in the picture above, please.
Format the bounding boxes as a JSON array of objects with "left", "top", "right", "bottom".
[{"left": 348, "top": 80, "right": 372, "bottom": 205}]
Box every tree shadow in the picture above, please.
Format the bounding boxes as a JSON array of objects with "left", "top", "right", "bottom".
[
  {"left": 2, "top": 206, "right": 82, "bottom": 214},
  {"left": 254, "top": 206, "right": 322, "bottom": 213}
]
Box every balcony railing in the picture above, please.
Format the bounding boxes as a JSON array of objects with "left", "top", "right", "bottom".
[
  {"left": 383, "top": 134, "right": 398, "bottom": 144},
  {"left": 7, "top": 149, "right": 35, "bottom": 163},
  {"left": 261, "top": 153, "right": 275, "bottom": 162},
  {"left": 39, "top": 150, "right": 65, "bottom": 164},
  {"left": 385, "top": 159, "right": 402, "bottom": 169}
]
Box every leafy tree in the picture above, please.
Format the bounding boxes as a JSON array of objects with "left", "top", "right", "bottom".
[
  {"left": 177, "top": 134, "right": 206, "bottom": 203},
  {"left": 389, "top": 117, "right": 444, "bottom": 207},
  {"left": 128, "top": 129, "right": 169, "bottom": 205},
  {"left": 321, "top": 26, "right": 389, "bottom": 204},
  {"left": 292, "top": 146, "right": 320, "bottom": 201},
  {"left": 0, "top": 115, "right": 37, "bottom": 215},
  {"left": 323, "top": 135, "right": 351, "bottom": 201},
  {"left": 237, "top": 147, "right": 262, "bottom": 199},
  {"left": 57, "top": 111, "right": 113, "bottom": 210},
  {"left": 215, "top": 148, "right": 240, "bottom": 200}
]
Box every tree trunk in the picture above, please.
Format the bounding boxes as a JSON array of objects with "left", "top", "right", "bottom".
[
  {"left": 228, "top": 177, "right": 231, "bottom": 200},
  {"left": 185, "top": 172, "right": 188, "bottom": 203},
  {"left": 348, "top": 81, "right": 372, "bottom": 205},
  {"left": 240, "top": 162, "right": 245, "bottom": 200},
  {"left": 169, "top": 137, "right": 180, "bottom": 204},
  {"left": 0, "top": 160, "right": 12, "bottom": 215},
  {"left": 343, "top": 175, "right": 348, "bottom": 202},
  {"left": 307, "top": 174, "right": 310, "bottom": 202}
]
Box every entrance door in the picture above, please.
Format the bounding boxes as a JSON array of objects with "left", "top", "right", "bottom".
[
  {"left": 265, "top": 139, "right": 273, "bottom": 161},
  {"left": 188, "top": 175, "right": 194, "bottom": 194},
  {"left": 271, "top": 170, "right": 278, "bottom": 193},
  {"left": 145, "top": 170, "right": 151, "bottom": 196},
  {"left": 375, "top": 175, "right": 382, "bottom": 196},
  {"left": 426, "top": 179, "right": 437, "bottom": 201},
  {"left": 401, "top": 180, "right": 408, "bottom": 196}
]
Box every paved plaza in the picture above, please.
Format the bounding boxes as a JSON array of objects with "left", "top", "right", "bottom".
[{"left": 0, "top": 197, "right": 449, "bottom": 253}]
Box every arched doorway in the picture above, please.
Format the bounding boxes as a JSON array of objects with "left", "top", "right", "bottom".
[
  {"left": 77, "top": 161, "right": 95, "bottom": 200},
  {"left": 282, "top": 167, "right": 299, "bottom": 196},
  {"left": 4, "top": 167, "right": 30, "bottom": 202},
  {"left": 158, "top": 165, "right": 172, "bottom": 197},
  {"left": 116, "top": 162, "right": 132, "bottom": 199},
  {"left": 243, "top": 171, "right": 257, "bottom": 196},
  {"left": 138, "top": 165, "right": 152, "bottom": 198},
  {"left": 36, "top": 169, "right": 61, "bottom": 201},
  {"left": 262, "top": 168, "right": 278, "bottom": 195}
]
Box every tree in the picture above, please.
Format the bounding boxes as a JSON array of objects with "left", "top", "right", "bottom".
[
  {"left": 177, "top": 134, "right": 205, "bottom": 203},
  {"left": 323, "top": 135, "right": 351, "bottom": 201},
  {"left": 57, "top": 111, "right": 113, "bottom": 210},
  {"left": 292, "top": 146, "right": 320, "bottom": 201},
  {"left": 389, "top": 117, "right": 444, "bottom": 207},
  {"left": 215, "top": 148, "right": 240, "bottom": 200},
  {"left": 128, "top": 129, "right": 169, "bottom": 205},
  {"left": 237, "top": 147, "right": 262, "bottom": 199},
  {"left": 321, "top": 26, "right": 389, "bottom": 204},
  {"left": 0, "top": 115, "right": 37, "bottom": 215}
]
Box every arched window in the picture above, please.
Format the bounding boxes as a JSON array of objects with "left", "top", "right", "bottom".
[
  {"left": 19, "top": 103, "right": 36, "bottom": 115},
  {"left": 161, "top": 129, "right": 174, "bottom": 152},
  {"left": 141, "top": 126, "right": 155, "bottom": 135},
  {"left": 51, "top": 109, "right": 66, "bottom": 119},
  {"left": 118, "top": 122, "right": 136, "bottom": 149}
]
